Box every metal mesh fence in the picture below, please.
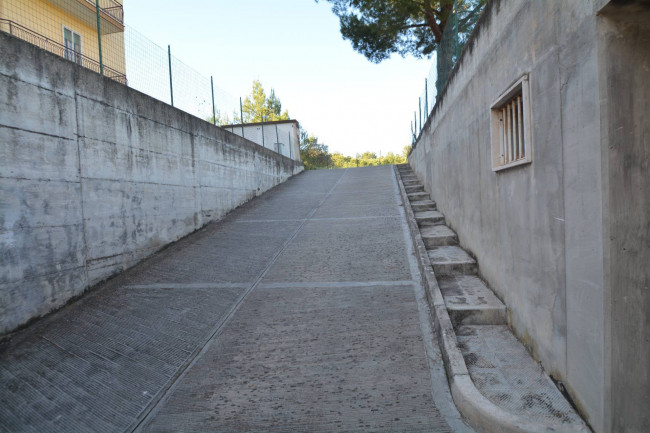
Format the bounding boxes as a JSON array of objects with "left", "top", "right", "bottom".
[
  {"left": 411, "top": 0, "right": 485, "bottom": 144},
  {"left": 413, "top": 65, "right": 438, "bottom": 142},
  {"left": 0, "top": 0, "right": 291, "bottom": 159}
]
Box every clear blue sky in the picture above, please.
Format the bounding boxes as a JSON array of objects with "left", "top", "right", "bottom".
[{"left": 123, "top": 0, "right": 433, "bottom": 157}]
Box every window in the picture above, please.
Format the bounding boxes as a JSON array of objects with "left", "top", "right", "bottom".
[
  {"left": 490, "top": 75, "right": 532, "bottom": 171},
  {"left": 63, "top": 27, "right": 82, "bottom": 65}
]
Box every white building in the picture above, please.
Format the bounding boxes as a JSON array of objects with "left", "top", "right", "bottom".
[{"left": 224, "top": 119, "right": 301, "bottom": 162}]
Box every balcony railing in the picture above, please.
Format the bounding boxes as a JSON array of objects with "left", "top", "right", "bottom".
[
  {"left": 0, "top": 19, "right": 127, "bottom": 85},
  {"left": 46, "top": 0, "right": 124, "bottom": 34},
  {"left": 82, "top": 0, "right": 124, "bottom": 24}
]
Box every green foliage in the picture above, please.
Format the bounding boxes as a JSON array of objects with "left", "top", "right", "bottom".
[
  {"left": 329, "top": 151, "right": 408, "bottom": 168},
  {"left": 205, "top": 109, "right": 232, "bottom": 126},
  {"left": 242, "top": 80, "right": 290, "bottom": 123},
  {"left": 298, "top": 127, "right": 408, "bottom": 170},
  {"left": 300, "top": 128, "right": 332, "bottom": 170},
  {"left": 318, "top": 0, "right": 486, "bottom": 62}
]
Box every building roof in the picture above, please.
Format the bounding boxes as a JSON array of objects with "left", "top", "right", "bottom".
[{"left": 223, "top": 119, "right": 299, "bottom": 128}]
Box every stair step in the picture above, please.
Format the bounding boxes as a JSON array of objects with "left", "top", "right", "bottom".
[
  {"left": 405, "top": 184, "right": 425, "bottom": 193},
  {"left": 408, "top": 191, "right": 429, "bottom": 202},
  {"left": 402, "top": 179, "right": 420, "bottom": 186},
  {"left": 401, "top": 175, "right": 417, "bottom": 181},
  {"left": 438, "top": 275, "right": 507, "bottom": 326},
  {"left": 411, "top": 200, "right": 437, "bottom": 212},
  {"left": 415, "top": 210, "right": 445, "bottom": 226},
  {"left": 420, "top": 225, "right": 458, "bottom": 248},
  {"left": 427, "top": 246, "right": 477, "bottom": 276}
]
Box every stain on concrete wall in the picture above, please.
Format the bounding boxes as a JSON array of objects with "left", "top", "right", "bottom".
[{"left": 0, "top": 32, "right": 303, "bottom": 336}]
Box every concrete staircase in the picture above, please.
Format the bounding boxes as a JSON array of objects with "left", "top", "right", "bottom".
[
  {"left": 399, "top": 165, "right": 507, "bottom": 327},
  {"left": 395, "top": 164, "right": 589, "bottom": 433}
]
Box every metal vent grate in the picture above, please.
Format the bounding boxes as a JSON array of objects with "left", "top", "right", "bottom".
[
  {"left": 490, "top": 75, "right": 532, "bottom": 172},
  {"left": 499, "top": 93, "right": 525, "bottom": 165}
]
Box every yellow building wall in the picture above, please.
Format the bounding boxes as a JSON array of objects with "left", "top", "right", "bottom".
[{"left": 0, "top": 0, "right": 125, "bottom": 76}]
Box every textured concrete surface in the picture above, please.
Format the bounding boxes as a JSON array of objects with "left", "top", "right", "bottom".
[
  {"left": 420, "top": 225, "right": 459, "bottom": 248},
  {"left": 428, "top": 246, "right": 478, "bottom": 277},
  {"left": 407, "top": 1, "right": 650, "bottom": 430},
  {"left": 0, "top": 166, "right": 473, "bottom": 432},
  {"left": 0, "top": 32, "right": 302, "bottom": 336},
  {"left": 396, "top": 164, "right": 589, "bottom": 433},
  {"left": 596, "top": 4, "right": 650, "bottom": 431},
  {"left": 438, "top": 276, "right": 506, "bottom": 327},
  {"left": 411, "top": 200, "right": 437, "bottom": 213},
  {"left": 408, "top": 191, "right": 430, "bottom": 201},
  {"left": 457, "top": 325, "right": 584, "bottom": 426},
  {"left": 415, "top": 210, "right": 445, "bottom": 226}
]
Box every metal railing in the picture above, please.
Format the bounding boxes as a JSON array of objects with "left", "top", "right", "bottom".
[
  {"left": 0, "top": 19, "right": 127, "bottom": 84},
  {"left": 82, "top": 0, "right": 123, "bottom": 24},
  {"left": 0, "top": 0, "right": 298, "bottom": 161}
]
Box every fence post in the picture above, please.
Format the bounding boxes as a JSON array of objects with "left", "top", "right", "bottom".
[
  {"left": 288, "top": 132, "right": 292, "bottom": 159},
  {"left": 95, "top": 0, "right": 103, "bottom": 76},
  {"left": 240, "top": 97, "right": 244, "bottom": 138},
  {"left": 419, "top": 97, "right": 422, "bottom": 133},
  {"left": 168, "top": 45, "right": 174, "bottom": 106},
  {"left": 261, "top": 116, "right": 265, "bottom": 148},
  {"left": 425, "top": 78, "right": 429, "bottom": 117},
  {"left": 275, "top": 124, "right": 279, "bottom": 147},
  {"left": 414, "top": 111, "right": 417, "bottom": 137},
  {"left": 290, "top": 132, "right": 293, "bottom": 160},
  {"left": 210, "top": 76, "right": 216, "bottom": 125}
]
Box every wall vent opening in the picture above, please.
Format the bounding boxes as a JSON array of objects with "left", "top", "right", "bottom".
[{"left": 491, "top": 75, "right": 532, "bottom": 171}]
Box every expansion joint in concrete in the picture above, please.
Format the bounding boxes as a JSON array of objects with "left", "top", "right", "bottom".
[
  {"left": 74, "top": 91, "right": 91, "bottom": 298},
  {"left": 129, "top": 169, "right": 349, "bottom": 432}
]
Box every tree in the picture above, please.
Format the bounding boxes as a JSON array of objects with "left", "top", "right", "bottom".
[
  {"left": 331, "top": 153, "right": 355, "bottom": 168},
  {"left": 206, "top": 109, "right": 232, "bottom": 126},
  {"left": 317, "top": 0, "right": 486, "bottom": 63},
  {"left": 300, "top": 129, "right": 332, "bottom": 169},
  {"left": 242, "top": 80, "right": 290, "bottom": 123}
]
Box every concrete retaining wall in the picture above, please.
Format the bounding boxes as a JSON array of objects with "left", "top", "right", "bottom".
[
  {"left": 0, "top": 32, "right": 303, "bottom": 336},
  {"left": 408, "top": 1, "right": 649, "bottom": 432}
]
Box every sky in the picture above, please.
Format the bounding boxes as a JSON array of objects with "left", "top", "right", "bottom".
[{"left": 123, "top": 0, "right": 434, "bottom": 157}]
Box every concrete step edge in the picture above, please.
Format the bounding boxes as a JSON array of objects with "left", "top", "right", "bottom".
[
  {"left": 446, "top": 304, "right": 508, "bottom": 326},
  {"left": 393, "top": 165, "right": 590, "bottom": 433},
  {"left": 422, "top": 234, "right": 459, "bottom": 248}
]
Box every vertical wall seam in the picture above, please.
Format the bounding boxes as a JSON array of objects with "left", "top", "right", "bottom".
[
  {"left": 595, "top": 13, "right": 612, "bottom": 433},
  {"left": 73, "top": 81, "right": 90, "bottom": 294},
  {"left": 556, "top": 40, "right": 569, "bottom": 387}
]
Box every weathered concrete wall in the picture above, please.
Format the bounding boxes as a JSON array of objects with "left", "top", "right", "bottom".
[
  {"left": 408, "top": 1, "right": 649, "bottom": 432},
  {"left": 0, "top": 32, "right": 303, "bottom": 336},
  {"left": 598, "top": 3, "right": 650, "bottom": 431}
]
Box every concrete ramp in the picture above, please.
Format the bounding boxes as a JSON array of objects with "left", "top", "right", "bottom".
[{"left": 0, "top": 166, "right": 473, "bottom": 432}]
